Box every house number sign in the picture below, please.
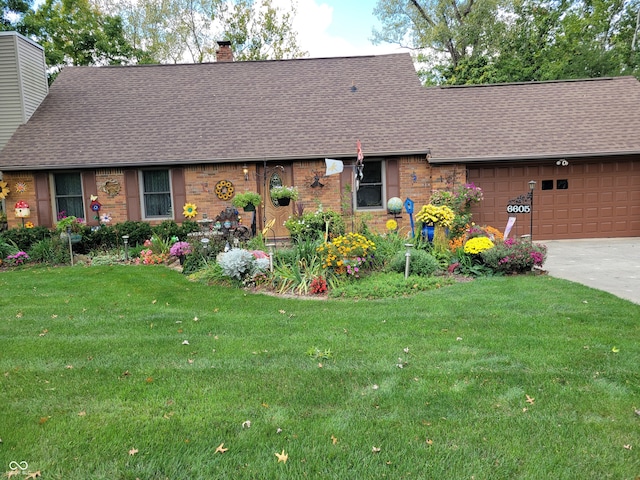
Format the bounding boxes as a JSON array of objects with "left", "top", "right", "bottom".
[{"left": 506, "top": 192, "right": 532, "bottom": 214}]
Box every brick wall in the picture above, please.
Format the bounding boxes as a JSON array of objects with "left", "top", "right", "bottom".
[{"left": 2, "top": 172, "right": 37, "bottom": 228}]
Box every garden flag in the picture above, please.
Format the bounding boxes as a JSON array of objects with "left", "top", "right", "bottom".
[
  {"left": 355, "top": 140, "right": 364, "bottom": 190},
  {"left": 504, "top": 216, "right": 516, "bottom": 238},
  {"left": 325, "top": 158, "right": 344, "bottom": 176},
  {"left": 356, "top": 139, "right": 363, "bottom": 163}
]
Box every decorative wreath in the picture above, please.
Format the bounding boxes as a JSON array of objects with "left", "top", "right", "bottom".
[{"left": 215, "top": 180, "right": 234, "bottom": 200}]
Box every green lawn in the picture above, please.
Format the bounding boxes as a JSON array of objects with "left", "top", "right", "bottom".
[{"left": 1, "top": 266, "right": 639, "bottom": 479}]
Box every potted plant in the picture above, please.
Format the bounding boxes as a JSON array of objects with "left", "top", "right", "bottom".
[
  {"left": 270, "top": 186, "right": 299, "bottom": 206},
  {"left": 56, "top": 215, "right": 85, "bottom": 244},
  {"left": 232, "top": 191, "right": 262, "bottom": 211}
]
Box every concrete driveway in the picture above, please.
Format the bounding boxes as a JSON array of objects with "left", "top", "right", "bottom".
[{"left": 542, "top": 237, "right": 640, "bottom": 305}]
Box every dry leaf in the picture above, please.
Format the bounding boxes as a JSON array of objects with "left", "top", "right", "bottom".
[
  {"left": 276, "top": 428, "right": 282, "bottom": 434},
  {"left": 188, "top": 359, "right": 194, "bottom": 364},
  {"left": 122, "top": 370, "right": 130, "bottom": 377},
  {"left": 426, "top": 439, "right": 433, "bottom": 445},
  {"left": 152, "top": 300, "right": 157, "bottom": 304},
  {"left": 38, "top": 329, "right": 48, "bottom": 337},
  {"left": 129, "top": 448, "right": 138, "bottom": 456},
  {"left": 25, "top": 472, "right": 41, "bottom": 479},
  {"left": 612, "top": 347, "right": 620, "bottom": 353},
  {"left": 78, "top": 411, "right": 86, "bottom": 416},
  {"left": 213, "top": 308, "right": 219, "bottom": 313},
  {"left": 242, "top": 420, "right": 251, "bottom": 429},
  {"left": 51, "top": 314, "right": 58, "bottom": 319},
  {"left": 145, "top": 377, "right": 153, "bottom": 383},
  {"left": 193, "top": 316, "right": 199, "bottom": 321},
  {"left": 275, "top": 449, "right": 288, "bottom": 463},
  {"left": 261, "top": 403, "right": 269, "bottom": 408},
  {"left": 38, "top": 416, "right": 50, "bottom": 425},
  {"left": 15, "top": 312, "right": 22, "bottom": 318},
  {"left": 279, "top": 310, "right": 286, "bottom": 314},
  {"left": 331, "top": 435, "right": 338, "bottom": 445},
  {"left": 318, "top": 363, "right": 323, "bottom": 368},
  {"left": 65, "top": 365, "right": 73, "bottom": 369},
  {"left": 215, "top": 443, "right": 228, "bottom": 454},
  {"left": 372, "top": 446, "right": 381, "bottom": 453},
  {"left": 526, "top": 395, "right": 535, "bottom": 405},
  {"left": 623, "top": 444, "right": 632, "bottom": 450},
  {"left": 182, "top": 340, "right": 190, "bottom": 345},
  {"left": 6, "top": 470, "right": 21, "bottom": 478}
]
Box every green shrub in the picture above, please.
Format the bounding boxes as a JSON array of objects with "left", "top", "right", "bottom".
[
  {"left": 90, "top": 254, "right": 122, "bottom": 266},
  {"left": 480, "top": 238, "right": 547, "bottom": 274},
  {"left": 85, "top": 225, "right": 120, "bottom": 250},
  {"left": 1, "top": 226, "right": 52, "bottom": 251},
  {"left": 284, "top": 209, "right": 345, "bottom": 241},
  {"left": 28, "top": 237, "right": 69, "bottom": 264},
  {"left": 0, "top": 237, "right": 19, "bottom": 259},
  {"left": 388, "top": 248, "right": 440, "bottom": 276},
  {"left": 115, "top": 221, "right": 153, "bottom": 246}
]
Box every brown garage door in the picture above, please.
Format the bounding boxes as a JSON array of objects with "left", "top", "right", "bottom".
[{"left": 467, "top": 158, "right": 640, "bottom": 240}]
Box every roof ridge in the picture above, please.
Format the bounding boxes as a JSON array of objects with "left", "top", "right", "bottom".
[{"left": 434, "top": 75, "right": 636, "bottom": 90}]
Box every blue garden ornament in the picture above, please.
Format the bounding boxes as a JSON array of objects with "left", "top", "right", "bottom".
[{"left": 404, "top": 198, "right": 415, "bottom": 237}]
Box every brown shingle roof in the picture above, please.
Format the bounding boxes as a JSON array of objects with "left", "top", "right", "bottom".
[
  {"left": 424, "top": 76, "right": 640, "bottom": 162},
  {"left": 0, "top": 53, "right": 432, "bottom": 171}
]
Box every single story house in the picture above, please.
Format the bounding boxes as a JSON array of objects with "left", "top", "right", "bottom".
[{"left": 1, "top": 31, "right": 639, "bottom": 240}]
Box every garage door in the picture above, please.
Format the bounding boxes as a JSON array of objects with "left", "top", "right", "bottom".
[{"left": 467, "top": 158, "right": 640, "bottom": 240}]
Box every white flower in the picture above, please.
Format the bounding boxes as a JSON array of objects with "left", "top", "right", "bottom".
[{"left": 100, "top": 213, "right": 112, "bottom": 223}]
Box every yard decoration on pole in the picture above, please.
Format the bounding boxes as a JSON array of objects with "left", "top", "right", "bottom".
[{"left": 404, "top": 198, "right": 415, "bottom": 237}]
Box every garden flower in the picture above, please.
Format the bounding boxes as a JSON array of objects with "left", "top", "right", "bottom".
[
  {"left": 464, "top": 236, "right": 495, "bottom": 254},
  {"left": 100, "top": 213, "right": 112, "bottom": 224},
  {"left": 170, "top": 241, "right": 192, "bottom": 257}
]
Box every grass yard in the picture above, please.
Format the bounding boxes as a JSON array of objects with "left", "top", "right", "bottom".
[{"left": 1, "top": 266, "right": 639, "bottom": 479}]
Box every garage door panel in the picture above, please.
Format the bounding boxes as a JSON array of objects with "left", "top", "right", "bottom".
[{"left": 469, "top": 159, "right": 640, "bottom": 239}]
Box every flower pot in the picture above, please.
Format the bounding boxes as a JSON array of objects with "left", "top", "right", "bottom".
[
  {"left": 243, "top": 204, "right": 256, "bottom": 212},
  {"left": 276, "top": 197, "right": 291, "bottom": 207},
  {"left": 421, "top": 225, "right": 435, "bottom": 242}
]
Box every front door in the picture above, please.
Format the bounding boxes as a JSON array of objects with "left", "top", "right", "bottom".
[{"left": 259, "top": 163, "right": 294, "bottom": 240}]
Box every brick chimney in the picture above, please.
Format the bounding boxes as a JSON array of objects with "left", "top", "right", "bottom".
[{"left": 216, "top": 40, "right": 234, "bottom": 62}]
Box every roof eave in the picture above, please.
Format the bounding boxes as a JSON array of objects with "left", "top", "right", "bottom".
[
  {"left": 429, "top": 150, "right": 640, "bottom": 164},
  {"left": 0, "top": 149, "right": 432, "bottom": 172}
]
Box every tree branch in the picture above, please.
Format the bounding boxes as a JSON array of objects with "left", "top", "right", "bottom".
[{"left": 409, "top": 0, "right": 436, "bottom": 27}]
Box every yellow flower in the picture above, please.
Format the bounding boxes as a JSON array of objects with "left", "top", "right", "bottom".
[
  {"left": 0, "top": 181, "right": 9, "bottom": 200},
  {"left": 25, "top": 222, "right": 34, "bottom": 228},
  {"left": 183, "top": 203, "right": 198, "bottom": 218},
  {"left": 464, "top": 236, "right": 495, "bottom": 254}
]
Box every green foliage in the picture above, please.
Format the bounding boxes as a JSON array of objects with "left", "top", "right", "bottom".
[
  {"left": 27, "top": 237, "right": 69, "bottom": 264},
  {"left": 0, "top": 0, "right": 32, "bottom": 30},
  {"left": 388, "top": 248, "right": 440, "bottom": 277},
  {"left": 114, "top": 220, "right": 153, "bottom": 246},
  {"left": 284, "top": 208, "right": 345, "bottom": 242},
  {"left": 84, "top": 225, "right": 119, "bottom": 251},
  {"left": 151, "top": 220, "right": 182, "bottom": 240},
  {"left": 231, "top": 191, "right": 262, "bottom": 208},
  {"left": 329, "top": 271, "right": 454, "bottom": 299},
  {"left": 90, "top": 253, "right": 122, "bottom": 265},
  {"left": 19, "top": 0, "right": 149, "bottom": 81},
  {"left": 480, "top": 239, "right": 547, "bottom": 274},
  {"left": 0, "top": 236, "right": 18, "bottom": 259},
  {"left": 0, "top": 226, "right": 52, "bottom": 251}
]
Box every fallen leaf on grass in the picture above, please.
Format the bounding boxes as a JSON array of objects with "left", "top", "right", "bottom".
[
  {"left": 38, "top": 416, "right": 50, "bottom": 425},
  {"left": 612, "top": 347, "right": 620, "bottom": 353},
  {"left": 279, "top": 310, "right": 286, "bottom": 314},
  {"left": 182, "top": 340, "right": 190, "bottom": 345},
  {"left": 426, "top": 439, "right": 433, "bottom": 445},
  {"left": 16, "top": 312, "right": 23, "bottom": 318},
  {"left": 129, "top": 448, "right": 138, "bottom": 456},
  {"left": 623, "top": 444, "right": 632, "bottom": 450},
  {"left": 193, "top": 316, "right": 199, "bottom": 322},
  {"left": 145, "top": 377, "right": 153, "bottom": 383},
  {"left": 152, "top": 300, "right": 157, "bottom": 304},
  {"left": 242, "top": 420, "right": 251, "bottom": 429},
  {"left": 331, "top": 435, "right": 338, "bottom": 445},
  {"left": 51, "top": 314, "right": 58, "bottom": 319},
  {"left": 25, "top": 471, "right": 41, "bottom": 479},
  {"left": 275, "top": 449, "right": 288, "bottom": 463},
  {"left": 65, "top": 365, "right": 73, "bottom": 369},
  {"left": 215, "top": 443, "right": 228, "bottom": 454},
  {"left": 38, "top": 329, "right": 48, "bottom": 337},
  {"left": 526, "top": 395, "right": 535, "bottom": 405},
  {"left": 372, "top": 446, "right": 381, "bottom": 453},
  {"left": 78, "top": 411, "right": 86, "bottom": 417},
  {"left": 5, "top": 470, "right": 21, "bottom": 478},
  {"left": 188, "top": 359, "right": 194, "bottom": 364}
]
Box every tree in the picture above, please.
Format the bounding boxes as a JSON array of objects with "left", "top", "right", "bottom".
[
  {"left": 101, "top": 0, "right": 306, "bottom": 63},
  {"left": 373, "top": 0, "right": 506, "bottom": 82},
  {"left": 19, "top": 0, "right": 150, "bottom": 79},
  {"left": 1, "top": 0, "right": 32, "bottom": 30}
]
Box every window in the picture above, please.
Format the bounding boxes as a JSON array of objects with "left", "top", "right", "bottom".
[
  {"left": 142, "top": 170, "right": 172, "bottom": 218},
  {"left": 541, "top": 180, "right": 554, "bottom": 190},
  {"left": 54, "top": 173, "right": 84, "bottom": 219},
  {"left": 557, "top": 179, "right": 568, "bottom": 190},
  {"left": 356, "top": 160, "right": 384, "bottom": 209}
]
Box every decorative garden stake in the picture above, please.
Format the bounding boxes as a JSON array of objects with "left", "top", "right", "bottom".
[
  {"left": 528, "top": 180, "right": 536, "bottom": 241},
  {"left": 404, "top": 243, "right": 413, "bottom": 279},
  {"left": 404, "top": 198, "right": 415, "bottom": 237},
  {"left": 122, "top": 235, "right": 129, "bottom": 261}
]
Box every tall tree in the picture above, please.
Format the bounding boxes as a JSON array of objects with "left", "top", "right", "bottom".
[
  {"left": 373, "top": 0, "right": 506, "bottom": 83},
  {"left": 19, "top": 0, "right": 150, "bottom": 78},
  {"left": 1, "top": 0, "right": 32, "bottom": 30},
  {"left": 100, "top": 0, "right": 306, "bottom": 63}
]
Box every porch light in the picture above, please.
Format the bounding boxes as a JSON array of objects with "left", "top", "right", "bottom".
[{"left": 242, "top": 164, "right": 249, "bottom": 181}]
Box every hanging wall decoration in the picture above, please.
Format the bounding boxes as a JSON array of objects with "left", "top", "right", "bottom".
[
  {"left": 0, "top": 181, "right": 10, "bottom": 200},
  {"left": 183, "top": 203, "right": 198, "bottom": 218},
  {"left": 215, "top": 180, "right": 234, "bottom": 200},
  {"left": 14, "top": 182, "right": 26, "bottom": 194},
  {"left": 100, "top": 179, "right": 121, "bottom": 197}
]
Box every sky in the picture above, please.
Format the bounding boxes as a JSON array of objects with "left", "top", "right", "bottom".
[{"left": 278, "top": 0, "right": 410, "bottom": 58}]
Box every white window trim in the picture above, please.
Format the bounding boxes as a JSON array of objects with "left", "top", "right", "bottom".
[
  {"left": 139, "top": 169, "right": 174, "bottom": 220},
  {"left": 354, "top": 158, "right": 386, "bottom": 211}
]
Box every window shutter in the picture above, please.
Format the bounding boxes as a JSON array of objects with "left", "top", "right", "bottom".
[
  {"left": 34, "top": 173, "right": 52, "bottom": 228},
  {"left": 82, "top": 171, "right": 98, "bottom": 226},
  {"left": 172, "top": 168, "right": 186, "bottom": 222},
  {"left": 124, "top": 170, "right": 141, "bottom": 221},
  {"left": 386, "top": 158, "right": 400, "bottom": 199}
]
